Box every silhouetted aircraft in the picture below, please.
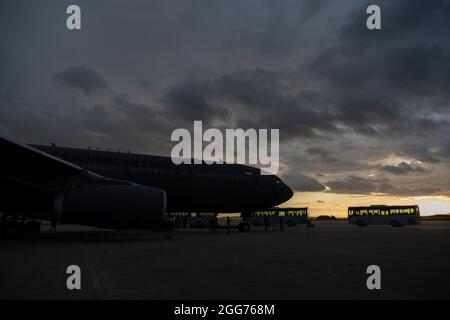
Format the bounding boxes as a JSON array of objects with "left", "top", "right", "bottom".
[{"left": 0, "top": 136, "right": 293, "bottom": 237}]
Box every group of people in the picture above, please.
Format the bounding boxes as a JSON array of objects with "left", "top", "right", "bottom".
[
  {"left": 173, "top": 215, "right": 188, "bottom": 229},
  {"left": 263, "top": 216, "right": 285, "bottom": 231},
  {"left": 171, "top": 215, "right": 233, "bottom": 234},
  {"left": 173, "top": 215, "right": 308, "bottom": 234},
  {"left": 209, "top": 216, "right": 232, "bottom": 234}
]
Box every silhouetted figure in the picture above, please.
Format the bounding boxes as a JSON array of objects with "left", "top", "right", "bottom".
[
  {"left": 226, "top": 216, "right": 232, "bottom": 234},
  {"left": 209, "top": 216, "right": 216, "bottom": 234},
  {"left": 49, "top": 218, "right": 57, "bottom": 232},
  {"left": 279, "top": 216, "right": 285, "bottom": 231},
  {"left": 182, "top": 216, "right": 187, "bottom": 228},
  {"left": 264, "top": 217, "right": 269, "bottom": 231}
]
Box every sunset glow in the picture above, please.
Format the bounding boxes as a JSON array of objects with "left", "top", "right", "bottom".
[{"left": 282, "top": 192, "right": 450, "bottom": 217}]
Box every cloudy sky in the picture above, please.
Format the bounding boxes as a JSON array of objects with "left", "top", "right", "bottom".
[{"left": 1, "top": 0, "right": 450, "bottom": 216}]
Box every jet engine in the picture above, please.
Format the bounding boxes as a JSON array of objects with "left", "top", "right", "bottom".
[{"left": 54, "top": 185, "right": 166, "bottom": 229}]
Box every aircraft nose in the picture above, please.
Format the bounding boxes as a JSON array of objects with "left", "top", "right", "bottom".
[
  {"left": 272, "top": 179, "right": 293, "bottom": 204},
  {"left": 278, "top": 182, "right": 294, "bottom": 202}
]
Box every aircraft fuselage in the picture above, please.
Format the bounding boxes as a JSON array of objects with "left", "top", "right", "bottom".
[{"left": 33, "top": 145, "right": 293, "bottom": 213}]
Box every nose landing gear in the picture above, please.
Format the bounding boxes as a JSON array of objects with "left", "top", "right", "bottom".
[
  {"left": 238, "top": 222, "right": 250, "bottom": 232},
  {"left": 0, "top": 214, "right": 41, "bottom": 240}
]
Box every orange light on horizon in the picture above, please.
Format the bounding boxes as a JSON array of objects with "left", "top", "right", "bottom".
[{"left": 280, "top": 192, "right": 450, "bottom": 218}]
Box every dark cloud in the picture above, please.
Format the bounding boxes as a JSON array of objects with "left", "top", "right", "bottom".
[
  {"left": 306, "top": 147, "right": 339, "bottom": 163},
  {"left": 340, "top": 0, "right": 450, "bottom": 55},
  {"left": 327, "top": 175, "right": 442, "bottom": 195},
  {"left": 162, "top": 79, "right": 229, "bottom": 125},
  {"left": 298, "top": 0, "right": 329, "bottom": 24},
  {"left": 51, "top": 65, "right": 109, "bottom": 96},
  {"left": 0, "top": 93, "right": 24, "bottom": 110},
  {"left": 327, "top": 176, "right": 379, "bottom": 194},
  {"left": 380, "top": 162, "right": 424, "bottom": 175},
  {"left": 1, "top": 0, "right": 449, "bottom": 197},
  {"left": 284, "top": 172, "right": 325, "bottom": 192},
  {"left": 111, "top": 94, "right": 171, "bottom": 133},
  {"left": 437, "top": 139, "right": 450, "bottom": 159},
  {"left": 398, "top": 144, "right": 440, "bottom": 163},
  {"left": 137, "top": 78, "right": 153, "bottom": 89},
  {"left": 163, "top": 69, "right": 340, "bottom": 139},
  {"left": 303, "top": 0, "right": 450, "bottom": 140}
]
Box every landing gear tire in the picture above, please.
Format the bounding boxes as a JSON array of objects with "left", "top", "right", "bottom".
[
  {"left": 1, "top": 216, "right": 41, "bottom": 240},
  {"left": 391, "top": 220, "right": 399, "bottom": 228},
  {"left": 23, "top": 220, "right": 41, "bottom": 235},
  {"left": 0, "top": 219, "right": 21, "bottom": 240},
  {"left": 238, "top": 222, "right": 250, "bottom": 232},
  {"left": 160, "top": 219, "right": 174, "bottom": 232}
]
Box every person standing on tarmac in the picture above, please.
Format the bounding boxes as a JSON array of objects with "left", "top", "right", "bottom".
[
  {"left": 226, "top": 216, "right": 232, "bottom": 234},
  {"left": 209, "top": 216, "right": 216, "bottom": 234},
  {"left": 264, "top": 216, "right": 269, "bottom": 232},
  {"left": 49, "top": 217, "right": 57, "bottom": 232}
]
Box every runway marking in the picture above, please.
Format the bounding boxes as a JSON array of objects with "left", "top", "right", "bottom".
[{"left": 85, "top": 247, "right": 109, "bottom": 299}]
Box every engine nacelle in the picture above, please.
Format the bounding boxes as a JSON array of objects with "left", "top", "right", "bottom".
[{"left": 54, "top": 185, "right": 166, "bottom": 229}]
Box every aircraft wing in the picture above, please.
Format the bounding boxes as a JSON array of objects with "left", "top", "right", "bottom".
[
  {"left": 0, "top": 135, "right": 139, "bottom": 218},
  {"left": 0, "top": 135, "right": 83, "bottom": 191}
]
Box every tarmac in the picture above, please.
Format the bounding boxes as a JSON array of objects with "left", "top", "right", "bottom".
[{"left": 1, "top": 220, "right": 449, "bottom": 299}]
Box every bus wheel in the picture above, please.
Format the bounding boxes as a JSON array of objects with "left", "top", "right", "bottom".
[
  {"left": 160, "top": 220, "right": 173, "bottom": 231},
  {"left": 238, "top": 223, "right": 250, "bottom": 232},
  {"left": 23, "top": 220, "right": 41, "bottom": 235},
  {"left": 390, "top": 220, "right": 399, "bottom": 227}
]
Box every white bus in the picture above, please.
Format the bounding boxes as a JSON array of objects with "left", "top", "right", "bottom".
[
  {"left": 189, "top": 212, "right": 216, "bottom": 228},
  {"left": 246, "top": 207, "right": 308, "bottom": 227},
  {"left": 246, "top": 209, "right": 279, "bottom": 226},
  {"left": 277, "top": 208, "right": 308, "bottom": 226},
  {"left": 348, "top": 205, "right": 420, "bottom": 227},
  {"left": 169, "top": 212, "right": 217, "bottom": 228}
]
